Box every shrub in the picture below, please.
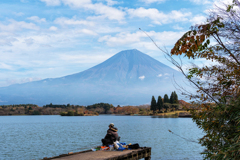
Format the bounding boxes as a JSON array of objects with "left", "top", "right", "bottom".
[{"left": 32, "top": 110, "right": 40, "bottom": 115}]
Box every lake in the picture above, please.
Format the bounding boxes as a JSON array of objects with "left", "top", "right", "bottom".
[{"left": 0, "top": 115, "right": 205, "bottom": 160}]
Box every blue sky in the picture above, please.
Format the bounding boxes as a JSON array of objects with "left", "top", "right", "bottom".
[{"left": 0, "top": 0, "right": 226, "bottom": 87}]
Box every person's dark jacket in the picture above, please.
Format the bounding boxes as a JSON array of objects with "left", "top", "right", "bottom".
[{"left": 104, "top": 127, "right": 119, "bottom": 143}]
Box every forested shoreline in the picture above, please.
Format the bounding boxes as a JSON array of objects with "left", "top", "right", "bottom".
[
  {"left": 0, "top": 91, "right": 194, "bottom": 116},
  {"left": 0, "top": 101, "right": 190, "bottom": 116},
  {"left": 0, "top": 103, "right": 144, "bottom": 116}
]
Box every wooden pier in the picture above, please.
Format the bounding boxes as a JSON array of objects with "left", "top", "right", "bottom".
[{"left": 42, "top": 147, "right": 151, "bottom": 160}]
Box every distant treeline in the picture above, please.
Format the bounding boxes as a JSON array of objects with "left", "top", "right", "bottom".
[
  {"left": 0, "top": 97, "right": 191, "bottom": 116},
  {"left": 0, "top": 104, "right": 42, "bottom": 115},
  {"left": 0, "top": 103, "right": 148, "bottom": 116},
  {"left": 0, "top": 104, "right": 38, "bottom": 108},
  {"left": 43, "top": 103, "right": 85, "bottom": 109}
]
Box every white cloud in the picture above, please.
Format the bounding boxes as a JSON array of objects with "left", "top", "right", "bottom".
[
  {"left": 98, "top": 30, "right": 185, "bottom": 47},
  {"left": 59, "top": 54, "right": 111, "bottom": 64},
  {"left": 61, "top": 0, "right": 91, "bottom": 7},
  {"left": 0, "top": 25, "right": 99, "bottom": 55},
  {"left": 84, "top": 3, "right": 126, "bottom": 22},
  {"left": 189, "top": 0, "right": 212, "bottom": 4},
  {"left": 98, "top": 31, "right": 143, "bottom": 46},
  {"left": 190, "top": 15, "right": 206, "bottom": 24},
  {"left": 40, "top": 44, "right": 51, "bottom": 48},
  {"left": 75, "top": 29, "right": 98, "bottom": 35},
  {"left": 54, "top": 17, "right": 94, "bottom": 26},
  {"left": 139, "top": 75, "right": 145, "bottom": 80},
  {"left": 24, "top": 38, "right": 34, "bottom": 46},
  {"left": 40, "top": 0, "right": 61, "bottom": 6},
  {"left": 105, "top": 0, "right": 119, "bottom": 6},
  {"left": 20, "top": 0, "right": 28, "bottom": 2},
  {"left": 0, "top": 20, "right": 39, "bottom": 31},
  {"left": 140, "top": 0, "right": 166, "bottom": 4},
  {"left": 172, "top": 24, "right": 184, "bottom": 30},
  {"left": 157, "top": 74, "right": 162, "bottom": 77},
  {"left": 154, "top": 31, "right": 186, "bottom": 44},
  {"left": 40, "top": 0, "right": 125, "bottom": 22},
  {"left": 27, "top": 16, "right": 46, "bottom": 23},
  {"left": 49, "top": 26, "right": 58, "bottom": 31},
  {"left": 5, "top": 77, "right": 42, "bottom": 86},
  {"left": 128, "top": 7, "right": 192, "bottom": 25},
  {"left": 0, "top": 32, "right": 15, "bottom": 37},
  {"left": 92, "top": 25, "right": 123, "bottom": 34},
  {"left": 0, "top": 63, "right": 13, "bottom": 70},
  {"left": 0, "top": 37, "right": 18, "bottom": 46},
  {"left": 0, "top": 99, "right": 7, "bottom": 102},
  {"left": 13, "top": 12, "right": 24, "bottom": 16},
  {"left": 20, "top": 77, "right": 42, "bottom": 83}
]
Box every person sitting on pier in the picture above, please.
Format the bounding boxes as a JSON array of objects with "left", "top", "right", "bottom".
[{"left": 101, "top": 123, "right": 120, "bottom": 146}]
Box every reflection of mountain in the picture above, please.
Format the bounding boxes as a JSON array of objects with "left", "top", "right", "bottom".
[{"left": 0, "top": 49, "right": 184, "bottom": 106}]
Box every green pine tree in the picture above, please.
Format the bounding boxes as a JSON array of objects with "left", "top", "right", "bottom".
[
  {"left": 157, "top": 96, "right": 163, "bottom": 111},
  {"left": 169, "top": 92, "right": 174, "bottom": 104},
  {"left": 173, "top": 91, "right": 178, "bottom": 103},
  {"left": 150, "top": 96, "right": 157, "bottom": 111},
  {"left": 163, "top": 94, "right": 169, "bottom": 103}
]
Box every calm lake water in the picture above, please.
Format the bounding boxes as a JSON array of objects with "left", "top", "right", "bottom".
[{"left": 0, "top": 115, "right": 205, "bottom": 160}]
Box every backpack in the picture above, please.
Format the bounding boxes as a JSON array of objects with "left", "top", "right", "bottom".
[{"left": 128, "top": 143, "right": 139, "bottom": 149}]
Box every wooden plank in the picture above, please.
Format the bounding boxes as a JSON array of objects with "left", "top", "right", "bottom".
[{"left": 42, "top": 147, "right": 151, "bottom": 160}]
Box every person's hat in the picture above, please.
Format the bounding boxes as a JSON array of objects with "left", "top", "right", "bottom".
[{"left": 109, "top": 123, "right": 114, "bottom": 127}]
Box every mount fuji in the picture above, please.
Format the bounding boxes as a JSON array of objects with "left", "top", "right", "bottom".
[{"left": 0, "top": 49, "right": 184, "bottom": 106}]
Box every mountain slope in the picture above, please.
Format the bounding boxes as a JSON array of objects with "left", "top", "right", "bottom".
[
  {"left": 62, "top": 49, "right": 178, "bottom": 83},
  {"left": 0, "top": 49, "right": 184, "bottom": 105}
]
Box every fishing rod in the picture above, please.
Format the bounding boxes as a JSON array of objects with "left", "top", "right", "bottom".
[
  {"left": 168, "top": 129, "right": 199, "bottom": 143},
  {"left": 71, "top": 143, "right": 101, "bottom": 152}
]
